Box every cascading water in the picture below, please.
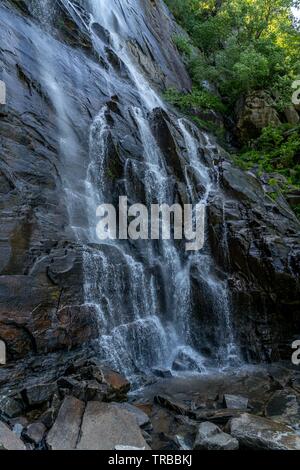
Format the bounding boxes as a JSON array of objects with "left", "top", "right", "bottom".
[
  {"left": 83, "top": 0, "right": 241, "bottom": 378},
  {"left": 26, "top": 0, "right": 241, "bottom": 381}
]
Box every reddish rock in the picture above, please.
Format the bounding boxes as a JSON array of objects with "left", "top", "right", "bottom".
[{"left": 102, "top": 368, "right": 130, "bottom": 398}]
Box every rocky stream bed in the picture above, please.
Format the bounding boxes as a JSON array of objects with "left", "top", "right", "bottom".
[{"left": 1, "top": 348, "right": 300, "bottom": 450}]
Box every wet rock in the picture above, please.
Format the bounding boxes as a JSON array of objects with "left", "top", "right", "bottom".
[
  {"left": 230, "top": 413, "right": 300, "bottom": 450},
  {"left": 152, "top": 368, "right": 173, "bottom": 378},
  {"left": 172, "top": 351, "right": 204, "bottom": 372},
  {"left": 24, "top": 382, "right": 58, "bottom": 406},
  {"left": 0, "top": 395, "right": 23, "bottom": 418},
  {"left": 267, "top": 364, "right": 292, "bottom": 388},
  {"left": 173, "top": 435, "right": 192, "bottom": 450},
  {"left": 23, "top": 422, "right": 46, "bottom": 445},
  {"left": 172, "top": 360, "right": 188, "bottom": 372},
  {"left": 154, "top": 395, "right": 195, "bottom": 418},
  {"left": 53, "top": 1, "right": 94, "bottom": 53},
  {"left": 193, "top": 421, "right": 239, "bottom": 450},
  {"left": 46, "top": 396, "right": 85, "bottom": 450},
  {"left": 39, "top": 407, "right": 58, "bottom": 430},
  {"left": 290, "top": 374, "right": 300, "bottom": 394},
  {"left": 102, "top": 368, "right": 130, "bottom": 400},
  {"left": 0, "top": 420, "right": 26, "bottom": 450},
  {"left": 223, "top": 394, "right": 249, "bottom": 410},
  {"left": 91, "top": 23, "right": 110, "bottom": 45},
  {"left": 265, "top": 388, "right": 300, "bottom": 427},
  {"left": 85, "top": 380, "right": 109, "bottom": 402},
  {"left": 57, "top": 376, "right": 87, "bottom": 401},
  {"left": 150, "top": 108, "right": 185, "bottom": 182},
  {"left": 76, "top": 402, "right": 150, "bottom": 450},
  {"left": 5, "top": 0, "right": 31, "bottom": 16},
  {"left": 195, "top": 409, "right": 244, "bottom": 425}
]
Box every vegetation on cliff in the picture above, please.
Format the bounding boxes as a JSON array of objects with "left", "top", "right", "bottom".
[{"left": 164, "top": 0, "right": 300, "bottom": 215}]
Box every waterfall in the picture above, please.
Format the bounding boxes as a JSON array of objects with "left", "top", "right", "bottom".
[{"left": 27, "top": 0, "right": 241, "bottom": 381}]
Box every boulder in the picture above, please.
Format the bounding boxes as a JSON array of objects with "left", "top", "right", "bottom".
[
  {"left": 0, "top": 420, "right": 26, "bottom": 450},
  {"left": 195, "top": 408, "right": 244, "bottom": 425},
  {"left": 0, "top": 395, "right": 23, "bottom": 418},
  {"left": 154, "top": 395, "right": 194, "bottom": 418},
  {"left": 102, "top": 368, "right": 130, "bottom": 399},
  {"left": 24, "top": 382, "right": 58, "bottom": 406},
  {"left": 223, "top": 394, "right": 249, "bottom": 410},
  {"left": 152, "top": 368, "right": 173, "bottom": 378},
  {"left": 235, "top": 90, "right": 281, "bottom": 143},
  {"left": 46, "top": 396, "right": 85, "bottom": 450},
  {"left": 193, "top": 421, "right": 239, "bottom": 450},
  {"left": 23, "top": 422, "right": 46, "bottom": 445},
  {"left": 113, "top": 402, "right": 151, "bottom": 428},
  {"left": 172, "top": 350, "right": 205, "bottom": 373},
  {"left": 229, "top": 413, "right": 300, "bottom": 450},
  {"left": 39, "top": 407, "right": 58, "bottom": 430},
  {"left": 76, "top": 402, "right": 150, "bottom": 450},
  {"left": 85, "top": 380, "right": 109, "bottom": 402},
  {"left": 265, "top": 389, "right": 300, "bottom": 427}
]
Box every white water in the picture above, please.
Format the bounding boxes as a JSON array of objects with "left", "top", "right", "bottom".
[{"left": 26, "top": 0, "right": 241, "bottom": 381}]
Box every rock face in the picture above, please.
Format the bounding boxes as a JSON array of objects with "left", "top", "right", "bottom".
[
  {"left": 209, "top": 159, "right": 300, "bottom": 360},
  {"left": 235, "top": 91, "right": 281, "bottom": 142},
  {"left": 0, "top": 0, "right": 191, "bottom": 364},
  {"left": 230, "top": 413, "right": 300, "bottom": 450},
  {"left": 235, "top": 91, "right": 300, "bottom": 142},
  {"left": 0, "top": 0, "right": 299, "bottom": 379}
]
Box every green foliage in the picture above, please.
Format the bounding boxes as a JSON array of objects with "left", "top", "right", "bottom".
[
  {"left": 166, "top": 0, "right": 300, "bottom": 215},
  {"left": 234, "top": 124, "right": 300, "bottom": 171},
  {"left": 166, "top": 0, "right": 300, "bottom": 108},
  {"left": 163, "top": 87, "right": 226, "bottom": 113},
  {"left": 234, "top": 124, "right": 300, "bottom": 214}
]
